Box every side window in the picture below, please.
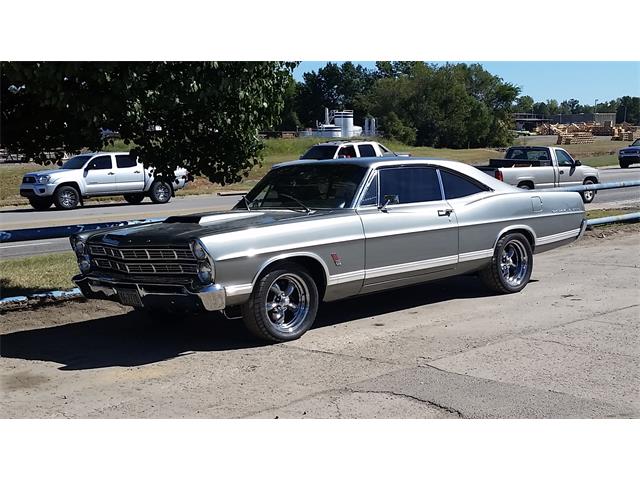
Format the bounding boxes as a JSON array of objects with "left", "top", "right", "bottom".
[
  {"left": 359, "top": 174, "right": 378, "bottom": 206},
  {"left": 440, "top": 170, "right": 487, "bottom": 199},
  {"left": 378, "top": 143, "right": 390, "bottom": 153},
  {"left": 338, "top": 146, "right": 356, "bottom": 158},
  {"left": 88, "top": 155, "right": 112, "bottom": 170},
  {"left": 357, "top": 144, "right": 377, "bottom": 157},
  {"left": 379, "top": 167, "right": 442, "bottom": 205},
  {"left": 556, "top": 150, "right": 574, "bottom": 167},
  {"left": 116, "top": 154, "right": 137, "bottom": 168}
]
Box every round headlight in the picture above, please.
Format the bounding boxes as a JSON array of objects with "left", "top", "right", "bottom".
[
  {"left": 197, "top": 262, "right": 213, "bottom": 284},
  {"left": 70, "top": 236, "right": 86, "bottom": 255},
  {"left": 191, "top": 239, "right": 207, "bottom": 260},
  {"left": 79, "top": 255, "right": 91, "bottom": 273}
]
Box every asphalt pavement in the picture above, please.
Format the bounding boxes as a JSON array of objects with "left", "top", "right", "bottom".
[{"left": 1, "top": 166, "right": 639, "bottom": 259}]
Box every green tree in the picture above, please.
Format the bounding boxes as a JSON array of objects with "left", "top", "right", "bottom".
[
  {"left": 1, "top": 61, "right": 295, "bottom": 184},
  {"left": 514, "top": 95, "right": 534, "bottom": 113}
]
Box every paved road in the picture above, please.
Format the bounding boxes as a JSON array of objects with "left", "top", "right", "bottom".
[
  {"left": 1, "top": 167, "right": 638, "bottom": 259},
  {"left": 1, "top": 231, "right": 638, "bottom": 418}
]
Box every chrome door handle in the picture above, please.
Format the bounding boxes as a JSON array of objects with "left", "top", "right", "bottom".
[
  {"left": 107, "top": 172, "right": 115, "bottom": 175},
  {"left": 134, "top": 170, "right": 141, "bottom": 173},
  {"left": 438, "top": 209, "right": 453, "bottom": 217}
]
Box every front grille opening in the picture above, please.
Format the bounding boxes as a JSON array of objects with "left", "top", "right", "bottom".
[{"left": 89, "top": 243, "right": 198, "bottom": 276}]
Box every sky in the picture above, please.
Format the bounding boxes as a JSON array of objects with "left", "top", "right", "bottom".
[{"left": 293, "top": 61, "right": 639, "bottom": 105}]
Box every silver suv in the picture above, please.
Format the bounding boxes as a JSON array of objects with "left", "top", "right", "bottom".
[{"left": 19, "top": 152, "right": 191, "bottom": 210}]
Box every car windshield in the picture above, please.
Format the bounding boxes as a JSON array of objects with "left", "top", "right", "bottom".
[
  {"left": 632, "top": 139, "right": 640, "bottom": 147},
  {"left": 242, "top": 164, "right": 368, "bottom": 210},
  {"left": 300, "top": 145, "right": 339, "bottom": 160},
  {"left": 61, "top": 154, "right": 93, "bottom": 169}
]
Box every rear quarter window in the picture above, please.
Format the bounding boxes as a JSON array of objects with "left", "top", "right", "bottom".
[{"left": 440, "top": 169, "right": 489, "bottom": 199}]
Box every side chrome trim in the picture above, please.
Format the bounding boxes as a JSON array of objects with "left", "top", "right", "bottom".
[
  {"left": 493, "top": 224, "right": 538, "bottom": 249},
  {"left": 327, "top": 270, "right": 365, "bottom": 286},
  {"left": 215, "top": 235, "right": 362, "bottom": 261},
  {"left": 225, "top": 283, "right": 253, "bottom": 297},
  {"left": 536, "top": 228, "right": 581, "bottom": 246},
  {"left": 459, "top": 248, "right": 494, "bottom": 262},
  {"left": 365, "top": 254, "right": 458, "bottom": 280}
]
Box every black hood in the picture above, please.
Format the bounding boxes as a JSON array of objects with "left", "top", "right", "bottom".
[{"left": 87, "top": 209, "right": 350, "bottom": 247}]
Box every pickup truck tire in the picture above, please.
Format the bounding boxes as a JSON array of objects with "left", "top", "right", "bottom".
[
  {"left": 517, "top": 182, "right": 533, "bottom": 190},
  {"left": 53, "top": 185, "right": 80, "bottom": 210},
  {"left": 480, "top": 232, "right": 533, "bottom": 294},
  {"left": 241, "top": 263, "right": 319, "bottom": 342},
  {"left": 29, "top": 198, "right": 53, "bottom": 210},
  {"left": 619, "top": 160, "right": 629, "bottom": 169},
  {"left": 149, "top": 181, "right": 172, "bottom": 204},
  {"left": 124, "top": 193, "right": 145, "bottom": 204},
  {"left": 580, "top": 179, "right": 596, "bottom": 204}
]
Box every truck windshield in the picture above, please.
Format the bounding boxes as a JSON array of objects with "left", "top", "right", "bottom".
[
  {"left": 61, "top": 154, "right": 93, "bottom": 169},
  {"left": 243, "top": 164, "right": 368, "bottom": 210},
  {"left": 301, "top": 145, "right": 339, "bottom": 160},
  {"left": 632, "top": 139, "right": 640, "bottom": 147}
]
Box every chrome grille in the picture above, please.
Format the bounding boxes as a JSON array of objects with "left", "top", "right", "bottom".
[{"left": 89, "top": 243, "right": 197, "bottom": 276}]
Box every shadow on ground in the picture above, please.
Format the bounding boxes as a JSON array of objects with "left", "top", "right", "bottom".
[{"left": 1, "top": 276, "right": 500, "bottom": 370}]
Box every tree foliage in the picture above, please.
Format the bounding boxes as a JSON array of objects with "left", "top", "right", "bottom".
[{"left": 1, "top": 61, "right": 296, "bottom": 184}]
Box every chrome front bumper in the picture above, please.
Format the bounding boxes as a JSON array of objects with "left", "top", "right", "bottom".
[
  {"left": 19, "top": 183, "right": 57, "bottom": 198},
  {"left": 73, "top": 274, "right": 226, "bottom": 312}
]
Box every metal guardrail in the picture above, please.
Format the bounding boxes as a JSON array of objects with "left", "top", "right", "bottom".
[{"left": 0, "top": 181, "right": 638, "bottom": 244}]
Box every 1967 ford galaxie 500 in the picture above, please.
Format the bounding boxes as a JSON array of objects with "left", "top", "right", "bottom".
[{"left": 71, "top": 158, "right": 587, "bottom": 342}]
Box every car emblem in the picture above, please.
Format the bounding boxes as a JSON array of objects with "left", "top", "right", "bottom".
[{"left": 330, "top": 253, "right": 342, "bottom": 266}]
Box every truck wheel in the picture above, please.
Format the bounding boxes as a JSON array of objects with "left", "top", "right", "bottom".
[
  {"left": 53, "top": 185, "right": 80, "bottom": 210},
  {"left": 480, "top": 232, "right": 533, "bottom": 294},
  {"left": 619, "top": 160, "right": 629, "bottom": 169},
  {"left": 124, "top": 193, "right": 145, "bottom": 204},
  {"left": 580, "top": 179, "right": 596, "bottom": 204},
  {"left": 517, "top": 182, "right": 532, "bottom": 190},
  {"left": 241, "top": 262, "right": 319, "bottom": 342},
  {"left": 149, "top": 181, "right": 172, "bottom": 204},
  {"left": 28, "top": 198, "right": 53, "bottom": 210}
]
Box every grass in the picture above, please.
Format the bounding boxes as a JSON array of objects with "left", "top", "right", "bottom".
[
  {"left": 0, "top": 137, "right": 626, "bottom": 207},
  {"left": 0, "top": 252, "right": 78, "bottom": 298},
  {"left": 586, "top": 208, "right": 635, "bottom": 219}
]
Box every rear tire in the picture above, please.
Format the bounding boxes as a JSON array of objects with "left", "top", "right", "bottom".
[
  {"left": 29, "top": 198, "right": 53, "bottom": 210},
  {"left": 124, "top": 193, "right": 145, "bottom": 204},
  {"left": 241, "top": 262, "right": 319, "bottom": 342},
  {"left": 580, "top": 179, "right": 596, "bottom": 204},
  {"left": 480, "top": 233, "right": 533, "bottom": 294},
  {"left": 149, "top": 181, "right": 172, "bottom": 204},
  {"left": 54, "top": 185, "right": 80, "bottom": 210},
  {"left": 517, "top": 182, "right": 533, "bottom": 190}
]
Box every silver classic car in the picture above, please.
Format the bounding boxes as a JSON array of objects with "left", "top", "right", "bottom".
[{"left": 72, "top": 158, "right": 587, "bottom": 341}]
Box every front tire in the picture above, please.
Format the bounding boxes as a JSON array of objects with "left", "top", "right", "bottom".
[
  {"left": 149, "top": 181, "right": 172, "bottom": 204},
  {"left": 581, "top": 179, "right": 596, "bottom": 204},
  {"left": 29, "top": 197, "right": 53, "bottom": 210},
  {"left": 54, "top": 185, "right": 80, "bottom": 210},
  {"left": 241, "top": 263, "right": 319, "bottom": 342},
  {"left": 619, "top": 160, "right": 629, "bottom": 169},
  {"left": 480, "top": 233, "right": 533, "bottom": 294},
  {"left": 124, "top": 193, "right": 145, "bottom": 204}
]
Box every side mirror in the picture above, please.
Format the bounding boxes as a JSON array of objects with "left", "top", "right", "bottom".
[
  {"left": 379, "top": 194, "right": 399, "bottom": 211},
  {"left": 574, "top": 159, "right": 582, "bottom": 166}
]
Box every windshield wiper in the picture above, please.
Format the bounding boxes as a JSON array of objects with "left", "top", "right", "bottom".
[{"left": 278, "top": 194, "right": 312, "bottom": 213}]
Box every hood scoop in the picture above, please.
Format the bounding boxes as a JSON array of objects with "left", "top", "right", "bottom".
[{"left": 165, "top": 212, "right": 263, "bottom": 225}]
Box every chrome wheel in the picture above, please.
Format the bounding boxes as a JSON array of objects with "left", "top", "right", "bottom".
[
  {"left": 499, "top": 239, "right": 529, "bottom": 288},
  {"left": 61, "top": 190, "right": 77, "bottom": 208},
  {"left": 154, "top": 183, "right": 170, "bottom": 202},
  {"left": 582, "top": 181, "right": 595, "bottom": 203},
  {"left": 264, "top": 273, "right": 310, "bottom": 334}
]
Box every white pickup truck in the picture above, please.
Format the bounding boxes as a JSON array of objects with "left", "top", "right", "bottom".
[
  {"left": 476, "top": 146, "right": 600, "bottom": 203},
  {"left": 19, "top": 152, "right": 191, "bottom": 210},
  {"left": 299, "top": 140, "right": 408, "bottom": 160}
]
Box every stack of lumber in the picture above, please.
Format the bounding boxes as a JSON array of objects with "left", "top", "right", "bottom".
[{"left": 557, "top": 132, "right": 595, "bottom": 145}]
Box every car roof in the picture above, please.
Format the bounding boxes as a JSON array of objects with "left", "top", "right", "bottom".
[
  {"left": 311, "top": 140, "right": 374, "bottom": 146},
  {"left": 274, "top": 157, "right": 516, "bottom": 192}
]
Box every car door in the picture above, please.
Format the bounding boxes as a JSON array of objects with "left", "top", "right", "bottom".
[
  {"left": 356, "top": 165, "right": 459, "bottom": 292},
  {"left": 555, "top": 149, "right": 582, "bottom": 187},
  {"left": 84, "top": 154, "right": 116, "bottom": 194},
  {"left": 115, "top": 154, "right": 144, "bottom": 191}
]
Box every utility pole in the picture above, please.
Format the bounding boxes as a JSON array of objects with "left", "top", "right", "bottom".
[{"left": 594, "top": 98, "right": 598, "bottom": 123}]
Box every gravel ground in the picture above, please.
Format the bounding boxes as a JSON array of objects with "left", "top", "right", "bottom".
[{"left": 1, "top": 228, "right": 638, "bottom": 419}]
